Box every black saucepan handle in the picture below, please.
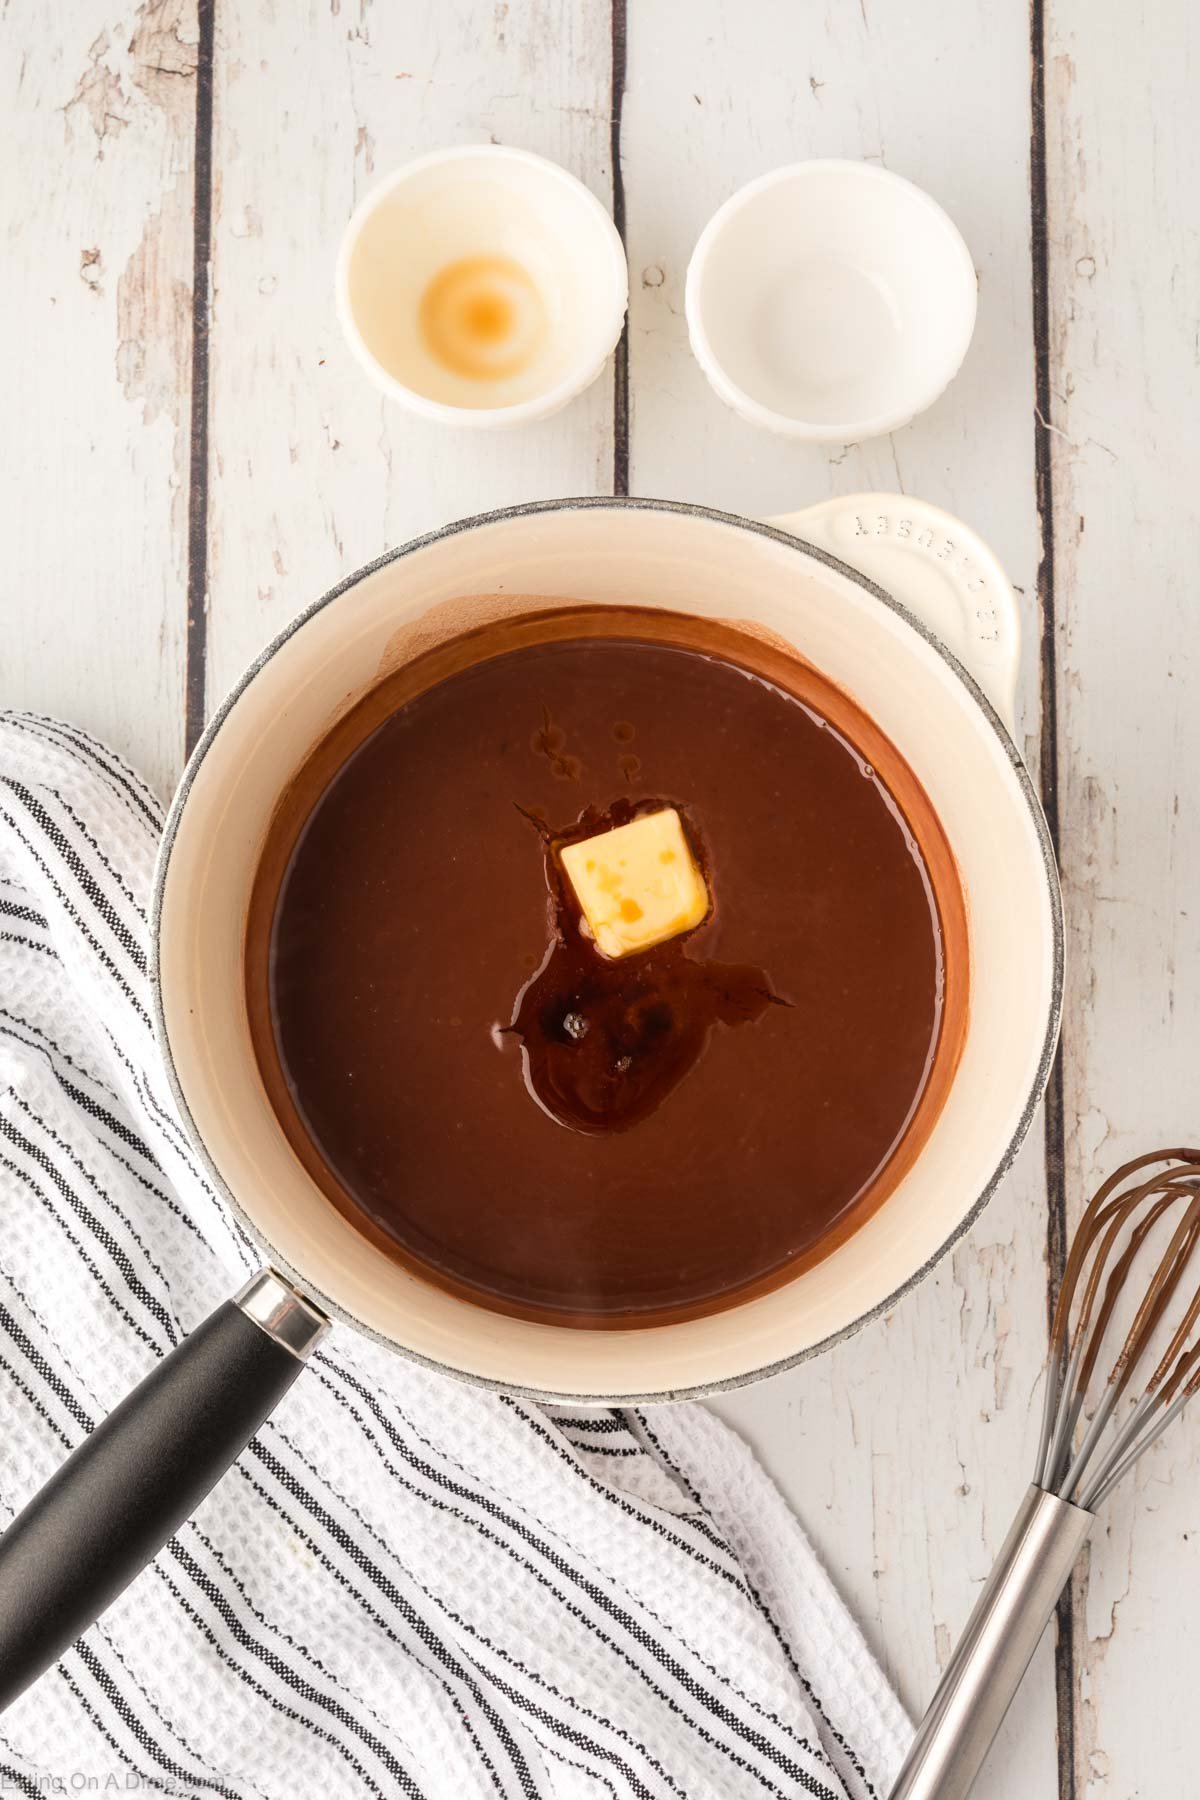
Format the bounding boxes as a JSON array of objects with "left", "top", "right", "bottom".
[{"left": 0, "top": 1269, "right": 327, "bottom": 1713}]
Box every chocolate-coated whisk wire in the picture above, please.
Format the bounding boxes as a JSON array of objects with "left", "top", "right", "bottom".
[{"left": 1034, "top": 1150, "right": 1200, "bottom": 1509}]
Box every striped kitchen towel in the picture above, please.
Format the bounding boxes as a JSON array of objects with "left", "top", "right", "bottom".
[{"left": 0, "top": 711, "right": 909, "bottom": 1800}]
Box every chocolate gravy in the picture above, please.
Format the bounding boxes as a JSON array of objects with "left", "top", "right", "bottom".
[{"left": 246, "top": 606, "right": 967, "bottom": 1328}]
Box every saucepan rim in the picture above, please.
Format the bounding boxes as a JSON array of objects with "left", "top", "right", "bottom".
[{"left": 148, "top": 494, "right": 1064, "bottom": 1403}]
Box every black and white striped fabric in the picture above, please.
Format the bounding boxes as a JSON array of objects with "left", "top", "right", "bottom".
[{"left": 0, "top": 713, "right": 909, "bottom": 1800}]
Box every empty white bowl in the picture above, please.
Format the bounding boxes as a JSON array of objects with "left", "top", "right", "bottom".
[
  {"left": 337, "top": 145, "right": 628, "bottom": 428},
  {"left": 686, "top": 160, "right": 977, "bottom": 442}
]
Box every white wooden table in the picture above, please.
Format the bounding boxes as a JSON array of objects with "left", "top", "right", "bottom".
[{"left": 5, "top": 3, "right": 1197, "bottom": 1794}]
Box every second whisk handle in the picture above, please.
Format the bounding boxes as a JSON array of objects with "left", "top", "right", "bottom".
[{"left": 888, "top": 1485, "right": 1093, "bottom": 1800}]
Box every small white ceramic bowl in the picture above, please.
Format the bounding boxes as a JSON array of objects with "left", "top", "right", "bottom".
[
  {"left": 686, "top": 160, "right": 977, "bottom": 442},
  {"left": 336, "top": 145, "right": 628, "bottom": 428}
]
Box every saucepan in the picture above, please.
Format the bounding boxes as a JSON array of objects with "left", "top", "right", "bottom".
[{"left": 0, "top": 493, "right": 1061, "bottom": 1709}]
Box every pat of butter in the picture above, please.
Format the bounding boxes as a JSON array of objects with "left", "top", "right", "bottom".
[{"left": 559, "top": 809, "right": 709, "bottom": 959}]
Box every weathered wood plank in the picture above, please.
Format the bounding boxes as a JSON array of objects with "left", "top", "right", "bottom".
[
  {"left": 1, "top": 0, "right": 196, "bottom": 801},
  {"left": 202, "top": 0, "right": 619, "bottom": 715},
  {"left": 1045, "top": 3, "right": 1200, "bottom": 1793},
  {"left": 620, "top": 3, "right": 1056, "bottom": 1792}
]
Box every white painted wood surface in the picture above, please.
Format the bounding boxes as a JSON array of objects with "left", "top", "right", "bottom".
[
  {"left": 1046, "top": 5, "right": 1200, "bottom": 1795},
  {"left": 3, "top": 0, "right": 195, "bottom": 800},
  {"left": 2, "top": 2, "right": 1195, "bottom": 1795}
]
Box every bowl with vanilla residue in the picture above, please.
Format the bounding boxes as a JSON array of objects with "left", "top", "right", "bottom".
[{"left": 336, "top": 144, "right": 629, "bottom": 427}]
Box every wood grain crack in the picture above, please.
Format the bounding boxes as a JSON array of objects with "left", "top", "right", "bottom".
[
  {"left": 609, "top": 0, "right": 628, "bottom": 497},
  {"left": 185, "top": 0, "right": 215, "bottom": 755},
  {"left": 1030, "top": 3, "right": 1077, "bottom": 1798}
]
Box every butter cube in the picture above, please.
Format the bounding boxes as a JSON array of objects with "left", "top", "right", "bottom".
[{"left": 559, "top": 809, "right": 709, "bottom": 959}]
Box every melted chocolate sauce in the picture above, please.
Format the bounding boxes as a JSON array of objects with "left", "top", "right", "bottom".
[
  {"left": 508, "top": 798, "right": 786, "bottom": 1132},
  {"left": 248, "top": 609, "right": 967, "bottom": 1328}
]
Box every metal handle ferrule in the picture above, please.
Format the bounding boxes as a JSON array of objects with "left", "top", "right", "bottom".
[{"left": 234, "top": 1268, "right": 329, "bottom": 1361}]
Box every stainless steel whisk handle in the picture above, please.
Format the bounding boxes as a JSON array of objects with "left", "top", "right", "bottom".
[{"left": 888, "top": 1486, "right": 1093, "bottom": 1800}]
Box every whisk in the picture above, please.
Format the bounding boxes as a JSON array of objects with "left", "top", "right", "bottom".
[{"left": 889, "top": 1149, "right": 1200, "bottom": 1800}]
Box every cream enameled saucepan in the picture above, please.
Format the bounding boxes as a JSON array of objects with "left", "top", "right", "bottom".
[{"left": 0, "top": 495, "right": 1062, "bottom": 1710}]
